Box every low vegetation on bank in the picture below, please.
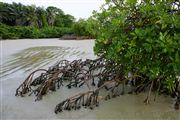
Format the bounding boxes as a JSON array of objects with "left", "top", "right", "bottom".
[{"left": 0, "top": 23, "right": 73, "bottom": 39}]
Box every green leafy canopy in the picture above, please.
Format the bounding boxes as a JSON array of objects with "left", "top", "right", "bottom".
[{"left": 93, "top": 0, "right": 180, "bottom": 92}]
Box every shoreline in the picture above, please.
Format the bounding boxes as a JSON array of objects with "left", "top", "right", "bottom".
[
  {"left": 0, "top": 38, "right": 95, "bottom": 41},
  {"left": 1, "top": 39, "right": 179, "bottom": 119}
]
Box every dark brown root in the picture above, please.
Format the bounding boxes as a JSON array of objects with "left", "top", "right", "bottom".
[
  {"left": 144, "top": 80, "right": 154, "bottom": 104},
  {"left": 15, "top": 57, "right": 180, "bottom": 113}
]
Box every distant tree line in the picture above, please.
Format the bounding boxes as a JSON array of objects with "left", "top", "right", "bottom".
[{"left": 0, "top": 2, "right": 95, "bottom": 39}]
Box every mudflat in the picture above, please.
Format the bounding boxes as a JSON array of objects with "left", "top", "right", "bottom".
[{"left": 0, "top": 39, "right": 179, "bottom": 119}]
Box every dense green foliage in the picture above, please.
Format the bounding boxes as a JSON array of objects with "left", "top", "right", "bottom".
[
  {"left": 72, "top": 19, "right": 95, "bottom": 37},
  {"left": 0, "top": 23, "right": 72, "bottom": 39},
  {"left": 0, "top": 2, "right": 75, "bottom": 28},
  {"left": 93, "top": 0, "right": 180, "bottom": 93},
  {"left": 0, "top": 2, "right": 95, "bottom": 39}
]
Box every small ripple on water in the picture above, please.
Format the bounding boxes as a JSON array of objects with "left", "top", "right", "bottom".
[{"left": 0, "top": 46, "right": 86, "bottom": 78}]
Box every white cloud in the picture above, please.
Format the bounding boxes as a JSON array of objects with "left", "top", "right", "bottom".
[{"left": 1, "top": 0, "right": 104, "bottom": 19}]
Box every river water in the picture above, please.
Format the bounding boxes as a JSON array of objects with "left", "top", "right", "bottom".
[{"left": 0, "top": 39, "right": 179, "bottom": 120}]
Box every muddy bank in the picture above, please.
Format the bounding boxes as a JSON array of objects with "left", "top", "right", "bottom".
[{"left": 0, "top": 39, "right": 179, "bottom": 120}]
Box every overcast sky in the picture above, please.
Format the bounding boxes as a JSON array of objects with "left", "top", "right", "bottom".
[{"left": 1, "top": 0, "right": 104, "bottom": 19}]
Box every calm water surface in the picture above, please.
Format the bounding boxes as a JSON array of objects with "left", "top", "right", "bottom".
[{"left": 0, "top": 39, "right": 179, "bottom": 120}]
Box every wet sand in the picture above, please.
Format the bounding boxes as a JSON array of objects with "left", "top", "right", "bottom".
[{"left": 0, "top": 39, "right": 179, "bottom": 120}]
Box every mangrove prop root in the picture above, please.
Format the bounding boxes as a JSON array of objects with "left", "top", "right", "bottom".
[
  {"left": 55, "top": 80, "right": 122, "bottom": 114},
  {"left": 54, "top": 91, "right": 98, "bottom": 113},
  {"left": 15, "top": 58, "right": 109, "bottom": 100},
  {"left": 144, "top": 80, "right": 154, "bottom": 104},
  {"left": 15, "top": 57, "right": 180, "bottom": 113}
]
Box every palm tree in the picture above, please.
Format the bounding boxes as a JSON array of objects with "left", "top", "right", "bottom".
[
  {"left": 36, "top": 7, "right": 48, "bottom": 28},
  {"left": 0, "top": 3, "right": 16, "bottom": 25},
  {"left": 1, "top": 2, "right": 27, "bottom": 26},
  {"left": 0, "top": 2, "right": 4, "bottom": 23},
  {"left": 46, "top": 6, "right": 64, "bottom": 26},
  {"left": 10, "top": 2, "right": 27, "bottom": 26},
  {"left": 25, "top": 5, "right": 38, "bottom": 27}
]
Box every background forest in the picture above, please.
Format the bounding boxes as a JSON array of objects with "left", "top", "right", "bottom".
[{"left": 0, "top": 2, "right": 93, "bottom": 39}]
